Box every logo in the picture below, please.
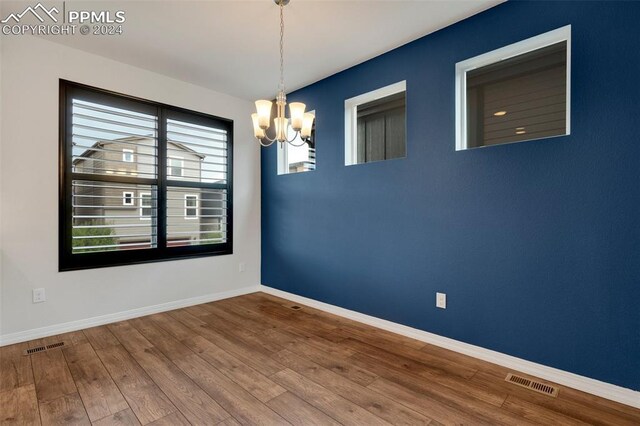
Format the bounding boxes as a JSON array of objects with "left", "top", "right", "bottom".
[
  {"left": 1, "top": 2, "right": 126, "bottom": 36},
  {"left": 1, "top": 3, "right": 59, "bottom": 23}
]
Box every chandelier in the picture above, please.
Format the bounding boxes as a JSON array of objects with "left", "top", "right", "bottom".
[{"left": 251, "top": 0, "right": 315, "bottom": 147}]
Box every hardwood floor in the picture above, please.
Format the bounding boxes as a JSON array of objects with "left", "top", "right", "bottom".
[{"left": 1, "top": 292, "right": 638, "bottom": 425}]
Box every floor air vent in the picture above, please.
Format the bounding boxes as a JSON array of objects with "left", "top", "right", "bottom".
[
  {"left": 23, "top": 341, "right": 66, "bottom": 356},
  {"left": 505, "top": 373, "right": 559, "bottom": 397},
  {"left": 46, "top": 341, "right": 66, "bottom": 350}
]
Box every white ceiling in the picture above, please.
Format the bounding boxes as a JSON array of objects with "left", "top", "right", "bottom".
[{"left": 5, "top": 0, "right": 503, "bottom": 100}]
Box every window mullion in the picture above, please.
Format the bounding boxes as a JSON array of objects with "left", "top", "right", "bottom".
[
  {"left": 157, "top": 107, "right": 168, "bottom": 251},
  {"left": 164, "top": 180, "right": 228, "bottom": 191},
  {"left": 70, "top": 172, "right": 156, "bottom": 186}
]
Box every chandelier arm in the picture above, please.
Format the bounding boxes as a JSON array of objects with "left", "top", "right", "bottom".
[
  {"left": 257, "top": 132, "right": 277, "bottom": 146},
  {"left": 258, "top": 137, "right": 276, "bottom": 147},
  {"left": 286, "top": 131, "right": 309, "bottom": 147},
  {"left": 260, "top": 132, "right": 276, "bottom": 142},
  {"left": 284, "top": 130, "right": 299, "bottom": 143}
]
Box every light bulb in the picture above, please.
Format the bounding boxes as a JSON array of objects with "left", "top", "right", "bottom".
[
  {"left": 274, "top": 117, "right": 289, "bottom": 142},
  {"left": 301, "top": 112, "right": 315, "bottom": 139},
  {"left": 251, "top": 113, "right": 265, "bottom": 139},
  {"left": 289, "top": 102, "right": 306, "bottom": 131},
  {"left": 254, "top": 100, "right": 272, "bottom": 129}
]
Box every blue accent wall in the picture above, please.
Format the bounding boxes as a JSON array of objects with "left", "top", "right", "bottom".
[{"left": 261, "top": 1, "right": 640, "bottom": 391}]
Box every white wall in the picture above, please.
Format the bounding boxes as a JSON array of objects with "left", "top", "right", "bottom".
[{"left": 0, "top": 36, "right": 260, "bottom": 342}]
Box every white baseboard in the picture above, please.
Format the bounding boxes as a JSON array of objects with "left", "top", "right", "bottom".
[
  {"left": 0, "top": 285, "right": 261, "bottom": 347},
  {"left": 261, "top": 285, "right": 640, "bottom": 409}
]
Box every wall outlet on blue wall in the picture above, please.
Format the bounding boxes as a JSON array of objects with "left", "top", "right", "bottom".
[{"left": 436, "top": 292, "right": 447, "bottom": 309}]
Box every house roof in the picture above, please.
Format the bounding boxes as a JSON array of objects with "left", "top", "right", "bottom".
[{"left": 72, "top": 136, "right": 206, "bottom": 165}]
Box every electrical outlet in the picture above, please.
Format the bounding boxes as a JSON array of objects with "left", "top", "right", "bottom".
[
  {"left": 238, "top": 262, "right": 246, "bottom": 272},
  {"left": 33, "top": 288, "right": 46, "bottom": 303},
  {"left": 436, "top": 292, "right": 446, "bottom": 309}
]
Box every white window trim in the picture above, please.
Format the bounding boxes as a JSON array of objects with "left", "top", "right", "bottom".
[
  {"left": 168, "top": 156, "right": 184, "bottom": 178},
  {"left": 122, "top": 191, "right": 134, "bottom": 206},
  {"left": 184, "top": 194, "right": 198, "bottom": 220},
  {"left": 140, "top": 192, "right": 152, "bottom": 220},
  {"left": 344, "top": 81, "right": 406, "bottom": 166},
  {"left": 277, "top": 110, "right": 316, "bottom": 175},
  {"left": 455, "top": 25, "right": 571, "bottom": 151},
  {"left": 122, "top": 148, "right": 134, "bottom": 163}
]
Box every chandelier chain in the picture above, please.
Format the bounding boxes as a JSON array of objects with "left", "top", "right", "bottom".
[
  {"left": 252, "top": 0, "right": 314, "bottom": 146},
  {"left": 279, "top": 0, "right": 285, "bottom": 92}
]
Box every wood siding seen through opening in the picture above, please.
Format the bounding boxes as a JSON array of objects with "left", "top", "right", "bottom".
[{"left": 466, "top": 41, "right": 567, "bottom": 148}]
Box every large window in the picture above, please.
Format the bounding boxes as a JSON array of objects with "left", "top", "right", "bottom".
[
  {"left": 456, "top": 25, "right": 571, "bottom": 150},
  {"left": 59, "top": 80, "right": 233, "bottom": 270},
  {"left": 345, "top": 81, "right": 406, "bottom": 165}
]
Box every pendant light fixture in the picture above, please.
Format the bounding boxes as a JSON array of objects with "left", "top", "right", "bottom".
[{"left": 251, "top": 0, "right": 315, "bottom": 147}]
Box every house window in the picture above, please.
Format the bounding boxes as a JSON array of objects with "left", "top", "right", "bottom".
[
  {"left": 140, "top": 192, "right": 153, "bottom": 219},
  {"left": 168, "top": 157, "right": 183, "bottom": 178},
  {"left": 122, "top": 149, "right": 134, "bottom": 163},
  {"left": 122, "top": 191, "right": 134, "bottom": 206},
  {"left": 59, "top": 80, "right": 233, "bottom": 270},
  {"left": 455, "top": 25, "right": 571, "bottom": 150},
  {"left": 277, "top": 111, "right": 316, "bottom": 175},
  {"left": 184, "top": 194, "right": 198, "bottom": 219},
  {"left": 345, "top": 81, "right": 406, "bottom": 166}
]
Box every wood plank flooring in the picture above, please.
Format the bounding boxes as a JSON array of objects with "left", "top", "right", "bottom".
[{"left": 1, "top": 292, "right": 638, "bottom": 425}]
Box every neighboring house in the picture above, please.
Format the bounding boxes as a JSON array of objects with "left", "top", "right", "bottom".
[
  {"left": 288, "top": 147, "right": 316, "bottom": 173},
  {"left": 72, "top": 136, "right": 223, "bottom": 248}
]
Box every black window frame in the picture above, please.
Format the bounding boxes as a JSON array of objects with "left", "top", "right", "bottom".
[{"left": 59, "top": 80, "right": 233, "bottom": 271}]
